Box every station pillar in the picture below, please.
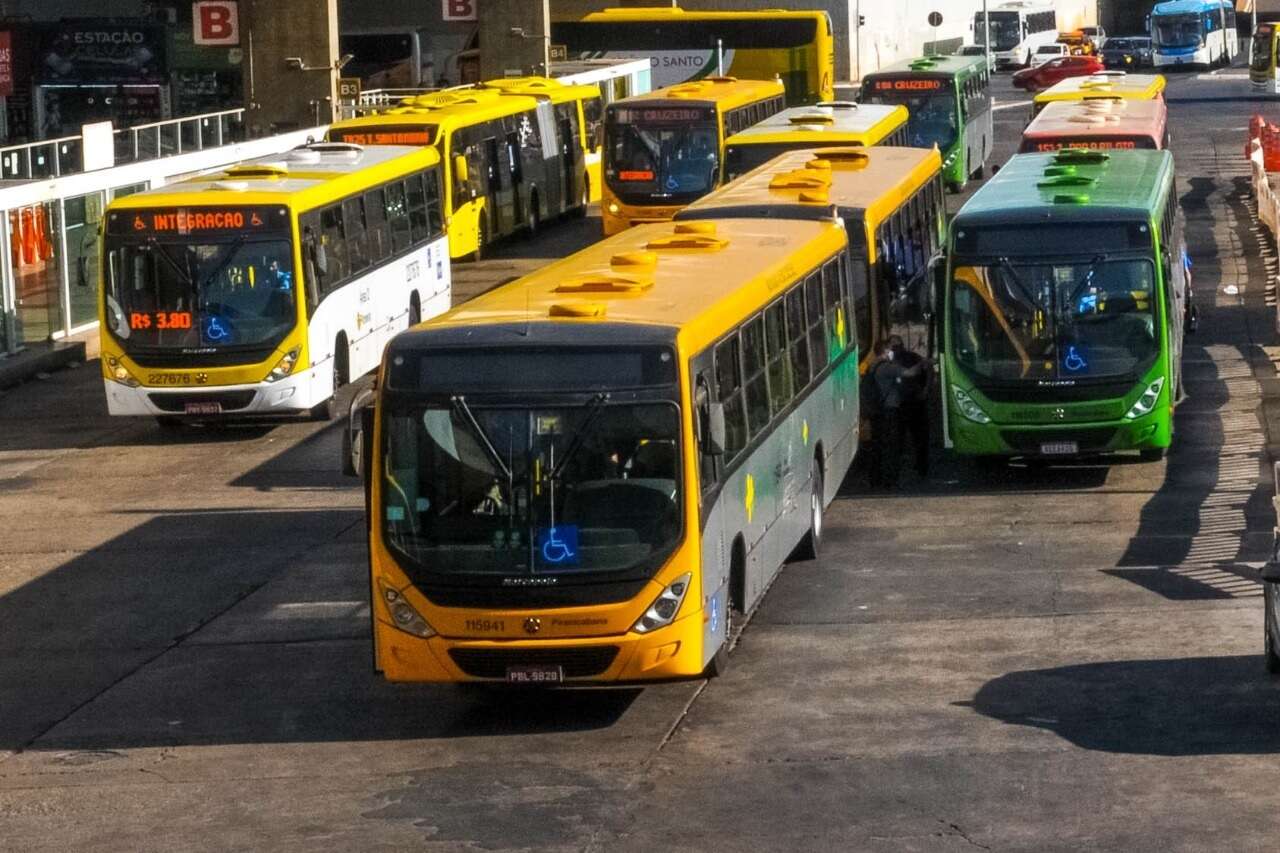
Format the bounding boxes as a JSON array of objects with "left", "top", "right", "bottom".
[
  {"left": 241, "top": 0, "right": 340, "bottom": 134},
  {"left": 478, "top": 0, "right": 551, "bottom": 80}
]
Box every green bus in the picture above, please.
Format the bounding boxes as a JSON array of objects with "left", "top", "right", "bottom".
[
  {"left": 859, "top": 55, "right": 993, "bottom": 192},
  {"left": 942, "top": 148, "right": 1190, "bottom": 461}
]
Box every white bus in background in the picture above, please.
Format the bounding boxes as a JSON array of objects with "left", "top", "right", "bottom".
[
  {"left": 974, "top": 1, "right": 1059, "bottom": 69},
  {"left": 1150, "top": 0, "right": 1237, "bottom": 70}
]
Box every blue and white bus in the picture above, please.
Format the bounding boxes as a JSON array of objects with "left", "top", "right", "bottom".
[{"left": 1150, "top": 0, "right": 1237, "bottom": 69}]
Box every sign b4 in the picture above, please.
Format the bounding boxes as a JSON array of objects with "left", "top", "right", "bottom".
[{"left": 193, "top": 1, "right": 240, "bottom": 46}]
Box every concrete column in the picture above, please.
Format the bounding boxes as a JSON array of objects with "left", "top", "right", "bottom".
[
  {"left": 242, "top": 0, "right": 339, "bottom": 135},
  {"left": 478, "top": 0, "right": 551, "bottom": 80}
]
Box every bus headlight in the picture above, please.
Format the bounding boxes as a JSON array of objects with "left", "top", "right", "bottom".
[
  {"left": 952, "top": 386, "right": 991, "bottom": 424},
  {"left": 263, "top": 346, "right": 302, "bottom": 383},
  {"left": 1125, "top": 377, "right": 1165, "bottom": 420},
  {"left": 607, "top": 202, "right": 620, "bottom": 215},
  {"left": 105, "top": 356, "right": 139, "bottom": 388},
  {"left": 632, "top": 573, "right": 691, "bottom": 634},
  {"left": 378, "top": 578, "right": 436, "bottom": 638}
]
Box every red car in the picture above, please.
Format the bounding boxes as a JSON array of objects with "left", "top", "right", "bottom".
[{"left": 1012, "top": 55, "right": 1105, "bottom": 91}]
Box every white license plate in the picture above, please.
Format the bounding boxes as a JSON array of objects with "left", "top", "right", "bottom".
[
  {"left": 184, "top": 402, "right": 222, "bottom": 415},
  {"left": 1040, "top": 441, "right": 1078, "bottom": 456},
  {"left": 506, "top": 664, "right": 563, "bottom": 685}
]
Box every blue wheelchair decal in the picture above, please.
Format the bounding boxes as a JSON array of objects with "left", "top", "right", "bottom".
[
  {"left": 1063, "top": 345, "right": 1088, "bottom": 373},
  {"left": 203, "top": 315, "right": 233, "bottom": 345},
  {"left": 709, "top": 596, "right": 720, "bottom": 635},
  {"left": 537, "top": 525, "right": 580, "bottom": 567}
]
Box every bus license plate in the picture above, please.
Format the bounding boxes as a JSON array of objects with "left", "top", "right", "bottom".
[
  {"left": 506, "top": 664, "right": 563, "bottom": 685},
  {"left": 184, "top": 401, "right": 222, "bottom": 415},
  {"left": 1040, "top": 441, "right": 1078, "bottom": 456}
]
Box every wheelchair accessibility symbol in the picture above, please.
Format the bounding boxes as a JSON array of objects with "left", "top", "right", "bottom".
[
  {"left": 537, "top": 525, "right": 580, "bottom": 566},
  {"left": 665, "top": 174, "right": 680, "bottom": 191},
  {"left": 203, "top": 316, "right": 231, "bottom": 344},
  {"left": 1063, "top": 345, "right": 1088, "bottom": 373}
]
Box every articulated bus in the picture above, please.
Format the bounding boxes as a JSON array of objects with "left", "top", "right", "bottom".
[
  {"left": 99, "top": 143, "right": 451, "bottom": 425},
  {"left": 1151, "top": 0, "right": 1237, "bottom": 69},
  {"left": 1031, "top": 73, "right": 1166, "bottom": 118},
  {"left": 327, "top": 77, "right": 603, "bottom": 260},
  {"left": 943, "top": 149, "right": 1189, "bottom": 461},
  {"left": 859, "top": 55, "right": 992, "bottom": 192},
  {"left": 721, "top": 102, "right": 909, "bottom": 181},
  {"left": 974, "top": 0, "right": 1059, "bottom": 69},
  {"left": 601, "top": 77, "right": 786, "bottom": 235},
  {"left": 552, "top": 7, "right": 835, "bottom": 104},
  {"left": 349, "top": 217, "right": 861, "bottom": 683},
  {"left": 1251, "top": 22, "right": 1280, "bottom": 94},
  {"left": 1019, "top": 97, "right": 1169, "bottom": 152},
  {"left": 678, "top": 146, "right": 945, "bottom": 368}
]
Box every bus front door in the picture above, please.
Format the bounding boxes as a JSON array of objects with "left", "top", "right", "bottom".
[
  {"left": 482, "top": 136, "right": 505, "bottom": 237},
  {"left": 560, "top": 115, "right": 578, "bottom": 211},
  {"left": 505, "top": 131, "right": 525, "bottom": 230}
]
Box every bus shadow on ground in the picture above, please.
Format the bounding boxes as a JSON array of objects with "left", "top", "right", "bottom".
[{"left": 965, "top": 655, "right": 1280, "bottom": 755}]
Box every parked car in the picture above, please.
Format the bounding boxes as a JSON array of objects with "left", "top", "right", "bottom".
[
  {"left": 1030, "top": 43, "right": 1070, "bottom": 68},
  {"left": 954, "top": 43, "right": 996, "bottom": 72},
  {"left": 1100, "top": 36, "right": 1153, "bottom": 69},
  {"left": 1012, "top": 54, "right": 1105, "bottom": 91}
]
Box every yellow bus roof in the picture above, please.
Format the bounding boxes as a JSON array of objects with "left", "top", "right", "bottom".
[
  {"left": 471, "top": 75, "right": 600, "bottom": 105},
  {"left": 578, "top": 7, "right": 827, "bottom": 23},
  {"left": 611, "top": 76, "right": 786, "bottom": 112},
  {"left": 106, "top": 143, "right": 439, "bottom": 213},
  {"left": 1033, "top": 72, "right": 1166, "bottom": 104},
  {"left": 724, "top": 102, "right": 906, "bottom": 148},
  {"left": 421, "top": 217, "right": 845, "bottom": 340},
  {"left": 679, "top": 145, "right": 941, "bottom": 234}
]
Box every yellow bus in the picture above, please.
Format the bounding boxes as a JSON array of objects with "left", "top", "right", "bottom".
[
  {"left": 552, "top": 7, "right": 836, "bottom": 104},
  {"left": 1031, "top": 72, "right": 1166, "bottom": 117},
  {"left": 327, "top": 77, "right": 602, "bottom": 259},
  {"left": 602, "top": 77, "right": 786, "bottom": 235},
  {"left": 722, "top": 102, "right": 909, "bottom": 181},
  {"left": 345, "top": 217, "right": 861, "bottom": 683},
  {"left": 100, "top": 142, "right": 450, "bottom": 426},
  {"left": 678, "top": 146, "right": 946, "bottom": 371}
]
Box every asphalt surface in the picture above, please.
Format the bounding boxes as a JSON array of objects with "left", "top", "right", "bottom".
[{"left": 2, "top": 67, "right": 1279, "bottom": 851}]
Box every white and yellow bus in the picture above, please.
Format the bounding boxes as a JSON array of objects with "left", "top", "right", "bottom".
[{"left": 99, "top": 142, "right": 450, "bottom": 426}]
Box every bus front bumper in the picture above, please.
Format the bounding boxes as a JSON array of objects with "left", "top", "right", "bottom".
[
  {"left": 375, "top": 609, "right": 710, "bottom": 684},
  {"left": 103, "top": 367, "right": 323, "bottom": 418},
  {"left": 949, "top": 410, "right": 1171, "bottom": 457}
]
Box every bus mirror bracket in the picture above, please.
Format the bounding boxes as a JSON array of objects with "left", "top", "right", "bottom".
[
  {"left": 342, "top": 387, "right": 376, "bottom": 480},
  {"left": 706, "top": 402, "right": 727, "bottom": 457}
]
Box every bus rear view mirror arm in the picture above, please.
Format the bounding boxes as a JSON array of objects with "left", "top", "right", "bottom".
[{"left": 706, "top": 402, "right": 727, "bottom": 457}]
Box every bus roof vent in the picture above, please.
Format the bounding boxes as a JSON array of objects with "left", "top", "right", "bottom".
[
  {"left": 707, "top": 76, "right": 738, "bottom": 83},
  {"left": 1052, "top": 193, "right": 1091, "bottom": 205},
  {"left": 807, "top": 148, "right": 869, "bottom": 168},
  {"left": 1068, "top": 114, "right": 1118, "bottom": 125},
  {"left": 210, "top": 180, "right": 250, "bottom": 192},
  {"left": 814, "top": 101, "right": 857, "bottom": 110},
  {"left": 1052, "top": 148, "right": 1110, "bottom": 165},
  {"left": 299, "top": 142, "right": 363, "bottom": 160},
  {"left": 610, "top": 250, "right": 658, "bottom": 269},
  {"left": 645, "top": 221, "right": 729, "bottom": 251},
  {"left": 769, "top": 169, "right": 832, "bottom": 190},
  {"left": 549, "top": 301, "right": 607, "bottom": 319},
  {"left": 790, "top": 113, "right": 835, "bottom": 125},
  {"left": 798, "top": 188, "right": 830, "bottom": 204},
  {"left": 224, "top": 163, "right": 289, "bottom": 179},
  {"left": 1038, "top": 174, "right": 1097, "bottom": 189},
  {"left": 908, "top": 58, "right": 936, "bottom": 71},
  {"left": 556, "top": 272, "right": 654, "bottom": 295}
]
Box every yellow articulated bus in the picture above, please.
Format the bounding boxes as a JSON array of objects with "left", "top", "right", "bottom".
[
  {"left": 552, "top": 7, "right": 835, "bottom": 105},
  {"left": 601, "top": 76, "right": 786, "bottom": 235},
  {"left": 327, "top": 77, "right": 602, "bottom": 260},
  {"left": 100, "top": 142, "right": 451, "bottom": 426},
  {"left": 345, "top": 217, "right": 861, "bottom": 684},
  {"left": 678, "top": 146, "right": 945, "bottom": 370},
  {"left": 1031, "top": 72, "right": 1166, "bottom": 118},
  {"left": 722, "top": 101, "right": 909, "bottom": 181}
]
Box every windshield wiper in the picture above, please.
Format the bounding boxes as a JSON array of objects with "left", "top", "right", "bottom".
[
  {"left": 995, "top": 257, "right": 1040, "bottom": 312},
  {"left": 1067, "top": 255, "right": 1107, "bottom": 306},
  {"left": 198, "top": 236, "right": 247, "bottom": 295},
  {"left": 548, "top": 392, "right": 611, "bottom": 483},
  {"left": 450, "top": 395, "right": 513, "bottom": 483},
  {"left": 146, "top": 238, "right": 196, "bottom": 289}
]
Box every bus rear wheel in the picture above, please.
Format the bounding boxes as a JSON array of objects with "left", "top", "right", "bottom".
[
  {"left": 525, "top": 192, "right": 541, "bottom": 237},
  {"left": 793, "top": 460, "right": 824, "bottom": 561},
  {"left": 569, "top": 175, "right": 589, "bottom": 219}
]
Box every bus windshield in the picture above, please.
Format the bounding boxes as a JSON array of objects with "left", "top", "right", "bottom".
[
  {"left": 1153, "top": 14, "right": 1204, "bottom": 49},
  {"left": 103, "top": 236, "right": 297, "bottom": 351},
  {"left": 950, "top": 257, "right": 1159, "bottom": 382},
  {"left": 975, "top": 11, "right": 1023, "bottom": 51},
  {"left": 861, "top": 80, "right": 958, "bottom": 151},
  {"left": 606, "top": 112, "right": 720, "bottom": 204},
  {"left": 382, "top": 402, "right": 683, "bottom": 577},
  {"left": 724, "top": 141, "right": 824, "bottom": 181}
]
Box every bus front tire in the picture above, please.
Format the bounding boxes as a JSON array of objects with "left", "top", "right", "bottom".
[
  {"left": 569, "top": 175, "right": 589, "bottom": 219},
  {"left": 155, "top": 416, "right": 185, "bottom": 431},
  {"left": 793, "top": 461, "right": 824, "bottom": 561},
  {"left": 409, "top": 293, "right": 421, "bottom": 327},
  {"left": 470, "top": 219, "right": 487, "bottom": 262}
]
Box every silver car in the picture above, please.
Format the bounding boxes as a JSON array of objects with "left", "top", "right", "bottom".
[{"left": 955, "top": 44, "right": 996, "bottom": 72}]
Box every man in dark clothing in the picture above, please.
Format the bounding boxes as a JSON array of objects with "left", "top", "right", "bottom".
[
  {"left": 889, "top": 335, "right": 931, "bottom": 477},
  {"left": 866, "top": 340, "right": 907, "bottom": 488}
]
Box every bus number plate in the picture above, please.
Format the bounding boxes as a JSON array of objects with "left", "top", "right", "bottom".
[
  {"left": 184, "top": 402, "right": 222, "bottom": 415},
  {"left": 506, "top": 664, "right": 563, "bottom": 685},
  {"left": 1040, "top": 441, "right": 1078, "bottom": 456}
]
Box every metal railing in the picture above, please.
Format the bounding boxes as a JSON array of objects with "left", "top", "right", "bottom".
[{"left": 0, "top": 108, "right": 246, "bottom": 182}]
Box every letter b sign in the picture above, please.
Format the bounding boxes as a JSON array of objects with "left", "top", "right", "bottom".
[
  {"left": 194, "top": 1, "right": 240, "bottom": 46},
  {"left": 442, "top": 0, "right": 477, "bottom": 22}
]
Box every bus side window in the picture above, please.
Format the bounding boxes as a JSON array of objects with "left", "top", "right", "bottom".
[
  {"left": 583, "top": 96, "right": 603, "bottom": 153},
  {"left": 822, "top": 258, "right": 845, "bottom": 352},
  {"left": 343, "top": 196, "right": 370, "bottom": 275},
  {"left": 785, "top": 285, "right": 811, "bottom": 387},
  {"left": 319, "top": 203, "right": 349, "bottom": 292},
  {"left": 742, "top": 315, "right": 770, "bottom": 438},
  {"left": 406, "top": 173, "right": 430, "bottom": 245},
  {"left": 714, "top": 333, "right": 748, "bottom": 460},
  {"left": 424, "top": 168, "right": 445, "bottom": 237},
  {"left": 299, "top": 211, "right": 321, "bottom": 312},
  {"left": 765, "top": 300, "right": 792, "bottom": 415},
  {"left": 805, "top": 271, "right": 828, "bottom": 369},
  {"left": 695, "top": 375, "right": 717, "bottom": 491},
  {"left": 846, "top": 252, "right": 871, "bottom": 352},
  {"left": 364, "top": 188, "right": 390, "bottom": 264},
  {"left": 386, "top": 181, "right": 412, "bottom": 253}
]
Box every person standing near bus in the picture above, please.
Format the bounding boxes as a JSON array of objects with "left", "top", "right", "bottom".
[{"left": 889, "top": 334, "right": 931, "bottom": 479}]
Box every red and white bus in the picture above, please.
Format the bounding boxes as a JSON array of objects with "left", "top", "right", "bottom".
[{"left": 1018, "top": 96, "right": 1168, "bottom": 153}]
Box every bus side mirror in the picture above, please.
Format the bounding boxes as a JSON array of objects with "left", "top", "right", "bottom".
[
  {"left": 342, "top": 387, "right": 376, "bottom": 479},
  {"left": 706, "top": 402, "right": 727, "bottom": 457},
  {"left": 454, "top": 154, "right": 469, "bottom": 183}
]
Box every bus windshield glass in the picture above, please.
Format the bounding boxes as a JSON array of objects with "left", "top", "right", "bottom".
[
  {"left": 861, "top": 78, "right": 958, "bottom": 151},
  {"left": 1153, "top": 14, "right": 1204, "bottom": 49},
  {"left": 382, "top": 402, "right": 683, "bottom": 577},
  {"left": 606, "top": 107, "right": 720, "bottom": 203},
  {"left": 103, "top": 235, "right": 297, "bottom": 351},
  {"left": 974, "top": 11, "right": 1023, "bottom": 51},
  {"left": 950, "top": 256, "right": 1159, "bottom": 382},
  {"left": 724, "top": 141, "right": 828, "bottom": 181}
]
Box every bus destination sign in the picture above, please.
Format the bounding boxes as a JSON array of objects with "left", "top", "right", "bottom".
[
  {"left": 332, "top": 127, "right": 434, "bottom": 146},
  {"left": 1035, "top": 140, "right": 1140, "bottom": 152},
  {"left": 873, "top": 78, "right": 944, "bottom": 91},
  {"left": 107, "top": 206, "right": 289, "bottom": 236},
  {"left": 613, "top": 107, "right": 713, "bottom": 124}
]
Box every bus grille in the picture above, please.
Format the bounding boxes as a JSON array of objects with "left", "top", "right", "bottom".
[
  {"left": 148, "top": 391, "right": 257, "bottom": 413},
  {"left": 999, "top": 428, "right": 1118, "bottom": 453},
  {"left": 449, "top": 646, "right": 620, "bottom": 679}
]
